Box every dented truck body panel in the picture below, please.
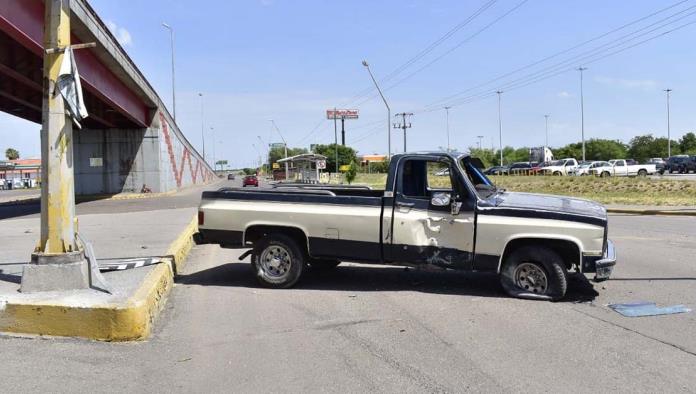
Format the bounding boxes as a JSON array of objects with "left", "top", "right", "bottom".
[{"left": 197, "top": 152, "right": 615, "bottom": 281}]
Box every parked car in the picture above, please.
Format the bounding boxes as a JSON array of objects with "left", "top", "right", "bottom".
[
  {"left": 567, "top": 161, "right": 611, "bottom": 176},
  {"left": 242, "top": 175, "right": 259, "bottom": 187},
  {"left": 483, "top": 166, "right": 508, "bottom": 175},
  {"left": 540, "top": 158, "right": 579, "bottom": 176},
  {"left": 590, "top": 159, "right": 656, "bottom": 177},
  {"left": 646, "top": 157, "right": 665, "bottom": 172},
  {"left": 227, "top": 173, "right": 236, "bottom": 180},
  {"left": 506, "top": 162, "right": 536, "bottom": 175},
  {"left": 197, "top": 152, "right": 615, "bottom": 301},
  {"left": 661, "top": 156, "right": 691, "bottom": 174}
]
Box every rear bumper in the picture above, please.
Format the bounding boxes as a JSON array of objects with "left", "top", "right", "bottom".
[{"left": 582, "top": 239, "right": 616, "bottom": 281}]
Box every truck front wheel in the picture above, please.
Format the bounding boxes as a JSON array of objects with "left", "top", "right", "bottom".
[
  {"left": 251, "top": 233, "right": 305, "bottom": 288},
  {"left": 500, "top": 246, "right": 567, "bottom": 301}
]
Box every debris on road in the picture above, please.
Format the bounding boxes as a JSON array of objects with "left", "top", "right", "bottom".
[{"left": 608, "top": 302, "right": 691, "bottom": 317}]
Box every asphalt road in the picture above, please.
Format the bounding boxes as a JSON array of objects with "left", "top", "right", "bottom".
[{"left": 1, "top": 213, "right": 694, "bottom": 393}]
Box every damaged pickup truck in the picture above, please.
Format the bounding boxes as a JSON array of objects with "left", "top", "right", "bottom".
[{"left": 197, "top": 152, "right": 616, "bottom": 301}]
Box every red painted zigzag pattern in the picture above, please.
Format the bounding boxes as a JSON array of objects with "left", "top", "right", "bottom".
[{"left": 160, "top": 112, "right": 213, "bottom": 187}]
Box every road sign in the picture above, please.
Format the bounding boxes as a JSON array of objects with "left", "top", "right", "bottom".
[
  {"left": 269, "top": 142, "right": 285, "bottom": 149},
  {"left": 216, "top": 160, "right": 228, "bottom": 165},
  {"left": 326, "top": 109, "right": 359, "bottom": 120},
  {"left": 316, "top": 160, "right": 326, "bottom": 169},
  {"left": 272, "top": 163, "right": 280, "bottom": 169}
]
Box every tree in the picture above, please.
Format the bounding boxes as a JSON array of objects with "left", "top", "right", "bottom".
[
  {"left": 679, "top": 132, "right": 696, "bottom": 154},
  {"left": 268, "top": 146, "right": 308, "bottom": 165},
  {"left": 627, "top": 134, "right": 677, "bottom": 162},
  {"left": 344, "top": 160, "right": 357, "bottom": 184},
  {"left": 311, "top": 144, "right": 358, "bottom": 172},
  {"left": 5, "top": 148, "right": 19, "bottom": 160},
  {"left": 468, "top": 147, "right": 498, "bottom": 168}
]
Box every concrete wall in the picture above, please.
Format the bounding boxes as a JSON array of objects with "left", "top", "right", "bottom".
[{"left": 73, "top": 109, "right": 214, "bottom": 195}]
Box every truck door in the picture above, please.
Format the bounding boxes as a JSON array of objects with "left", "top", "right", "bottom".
[
  {"left": 386, "top": 157, "right": 475, "bottom": 269},
  {"left": 614, "top": 160, "right": 627, "bottom": 176}
]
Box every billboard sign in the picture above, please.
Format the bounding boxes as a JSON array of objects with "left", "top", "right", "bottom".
[{"left": 326, "top": 109, "right": 359, "bottom": 120}]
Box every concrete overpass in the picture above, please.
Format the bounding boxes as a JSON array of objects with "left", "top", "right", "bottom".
[{"left": 0, "top": 0, "right": 214, "bottom": 194}]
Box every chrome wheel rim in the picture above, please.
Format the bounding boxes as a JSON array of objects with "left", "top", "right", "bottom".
[
  {"left": 514, "top": 262, "right": 548, "bottom": 294},
  {"left": 259, "top": 245, "right": 292, "bottom": 278}
]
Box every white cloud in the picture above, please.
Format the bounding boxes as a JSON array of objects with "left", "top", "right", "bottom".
[
  {"left": 557, "top": 91, "right": 573, "bottom": 99},
  {"left": 594, "top": 76, "right": 657, "bottom": 90},
  {"left": 105, "top": 20, "right": 132, "bottom": 46}
]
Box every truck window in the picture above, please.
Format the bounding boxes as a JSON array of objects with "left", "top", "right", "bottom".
[{"left": 401, "top": 160, "right": 452, "bottom": 198}]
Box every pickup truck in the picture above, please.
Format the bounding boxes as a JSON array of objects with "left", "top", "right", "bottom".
[
  {"left": 540, "top": 158, "right": 579, "bottom": 176},
  {"left": 590, "top": 159, "right": 656, "bottom": 177},
  {"left": 197, "top": 152, "right": 616, "bottom": 301}
]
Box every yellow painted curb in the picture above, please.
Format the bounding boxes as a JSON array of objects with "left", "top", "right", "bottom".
[{"left": 0, "top": 214, "right": 199, "bottom": 341}]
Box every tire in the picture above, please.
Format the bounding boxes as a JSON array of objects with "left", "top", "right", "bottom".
[
  {"left": 309, "top": 259, "right": 341, "bottom": 270},
  {"left": 600, "top": 171, "right": 610, "bottom": 178},
  {"left": 251, "top": 233, "right": 305, "bottom": 288},
  {"left": 553, "top": 171, "right": 562, "bottom": 176},
  {"left": 500, "top": 246, "right": 568, "bottom": 301},
  {"left": 637, "top": 169, "right": 647, "bottom": 177}
]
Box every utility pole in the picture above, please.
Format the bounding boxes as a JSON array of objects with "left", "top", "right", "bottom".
[
  {"left": 544, "top": 114, "right": 550, "bottom": 154},
  {"left": 362, "top": 61, "right": 391, "bottom": 158},
  {"left": 393, "top": 113, "right": 413, "bottom": 152},
  {"left": 476, "top": 135, "right": 484, "bottom": 150},
  {"left": 162, "top": 23, "right": 176, "bottom": 121},
  {"left": 496, "top": 91, "right": 503, "bottom": 166},
  {"left": 664, "top": 89, "right": 672, "bottom": 157},
  {"left": 444, "top": 106, "right": 451, "bottom": 152},
  {"left": 341, "top": 116, "right": 346, "bottom": 146},
  {"left": 22, "top": 0, "right": 90, "bottom": 292},
  {"left": 270, "top": 119, "right": 290, "bottom": 181},
  {"left": 577, "top": 67, "right": 588, "bottom": 162},
  {"left": 210, "top": 126, "right": 215, "bottom": 170},
  {"left": 199, "top": 93, "right": 205, "bottom": 162}
]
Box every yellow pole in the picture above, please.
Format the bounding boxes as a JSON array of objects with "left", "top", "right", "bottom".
[{"left": 38, "top": 0, "right": 77, "bottom": 254}]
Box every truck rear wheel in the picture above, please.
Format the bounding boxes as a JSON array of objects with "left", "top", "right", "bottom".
[
  {"left": 637, "top": 169, "right": 647, "bottom": 177},
  {"left": 500, "top": 246, "right": 567, "bottom": 301},
  {"left": 251, "top": 233, "right": 305, "bottom": 288}
]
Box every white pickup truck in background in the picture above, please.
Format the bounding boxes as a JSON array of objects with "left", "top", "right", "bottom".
[
  {"left": 540, "top": 158, "right": 579, "bottom": 176},
  {"left": 589, "top": 159, "right": 656, "bottom": 177}
]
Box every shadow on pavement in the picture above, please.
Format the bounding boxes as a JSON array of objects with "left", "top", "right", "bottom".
[{"left": 177, "top": 262, "right": 599, "bottom": 303}]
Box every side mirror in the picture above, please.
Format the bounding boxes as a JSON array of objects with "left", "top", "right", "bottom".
[{"left": 430, "top": 192, "right": 451, "bottom": 207}]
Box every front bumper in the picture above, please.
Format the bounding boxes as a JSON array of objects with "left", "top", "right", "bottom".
[{"left": 593, "top": 239, "right": 616, "bottom": 281}]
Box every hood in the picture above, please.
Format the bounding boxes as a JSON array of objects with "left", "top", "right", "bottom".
[{"left": 478, "top": 191, "right": 607, "bottom": 226}]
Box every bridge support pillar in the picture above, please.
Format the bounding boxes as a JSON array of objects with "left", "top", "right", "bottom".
[{"left": 21, "top": 0, "right": 90, "bottom": 293}]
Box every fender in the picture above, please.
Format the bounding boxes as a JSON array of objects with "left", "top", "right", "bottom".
[{"left": 497, "top": 234, "right": 584, "bottom": 273}]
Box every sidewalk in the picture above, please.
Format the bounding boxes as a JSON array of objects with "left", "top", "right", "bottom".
[
  {"left": 606, "top": 204, "right": 696, "bottom": 216},
  {"left": 0, "top": 181, "right": 218, "bottom": 341}
]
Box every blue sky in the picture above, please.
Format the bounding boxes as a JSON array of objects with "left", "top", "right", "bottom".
[{"left": 3, "top": 0, "right": 696, "bottom": 168}]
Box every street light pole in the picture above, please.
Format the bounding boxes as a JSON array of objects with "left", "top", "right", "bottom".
[
  {"left": 210, "top": 127, "right": 215, "bottom": 170},
  {"left": 444, "top": 106, "right": 451, "bottom": 152},
  {"left": 577, "top": 67, "right": 588, "bottom": 162},
  {"left": 362, "top": 60, "right": 391, "bottom": 159},
  {"left": 161, "top": 23, "right": 176, "bottom": 121},
  {"left": 198, "top": 93, "right": 205, "bottom": 162},
  {"left": 476, "top": 135, "right": 484, "bottom": 150},
  {"left": 544, "top": 114, "right": 550, "bottom": 154},
  {"left": 664, "top": 89, "right": 672, "bottom": 157},
  {"left": 496, "top": 91, "right": 503, "bottom": 166}
]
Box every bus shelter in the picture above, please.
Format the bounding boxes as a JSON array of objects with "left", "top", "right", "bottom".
[{"left": 277, "top": 153, "right": 327, "bottom": 183}]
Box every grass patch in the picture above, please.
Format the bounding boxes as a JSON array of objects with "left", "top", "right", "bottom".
[{"left": 348, "top": 173, "right": 696, "bottom": 206}]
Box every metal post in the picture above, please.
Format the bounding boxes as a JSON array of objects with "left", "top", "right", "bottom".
[
  {"left": 577, "top": 67, "right": 588, "bottom": 162},
  {"left": 544, "top": 114, "right": 550, "bottom": 154},
  {"left": 362, "top": 61, "right": 391, "bottom": 158},
  {"left": 477, "top": 135, "right": 484, "bottom": 150},
  {"left": 22, "top": 0, "right": 90, "bottom": 293},
  {"left": 269, "top": 120, "right": 290, "bottom": 181},
  {"left": 333, "top": 107, "right": 339, "bottom": 174},
  {"left": 199, "top": 93, "right": 205, "bottom": 162},
  {"left": 162, "top": 23, "right": 176, "bottom": 121},
  {"left": 664, "top": 89, "right": 672, "bottom": 157},
  {"left": 341, "top": 117, "right": 346, "bottom": 146},
  {"left": 496, "top": 91, "right": 503, "bottom": 166},
  {"left": 444, "top": 106, "right": 451, "bottom": 152},
  {"left": 210, "top": 126, "right": 215, "bottom": 170}
]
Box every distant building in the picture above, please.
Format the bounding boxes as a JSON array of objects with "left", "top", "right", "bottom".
[
  {"left": 359, "top": 154, "right": 387, "bottom": 164},
  {"left": 0, "top": 158, "right": 41, "bottom": 189}
]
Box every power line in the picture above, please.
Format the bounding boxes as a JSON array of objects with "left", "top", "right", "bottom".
[{"left": 425, "top": 0, "right": 691, "bottom": 109}]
